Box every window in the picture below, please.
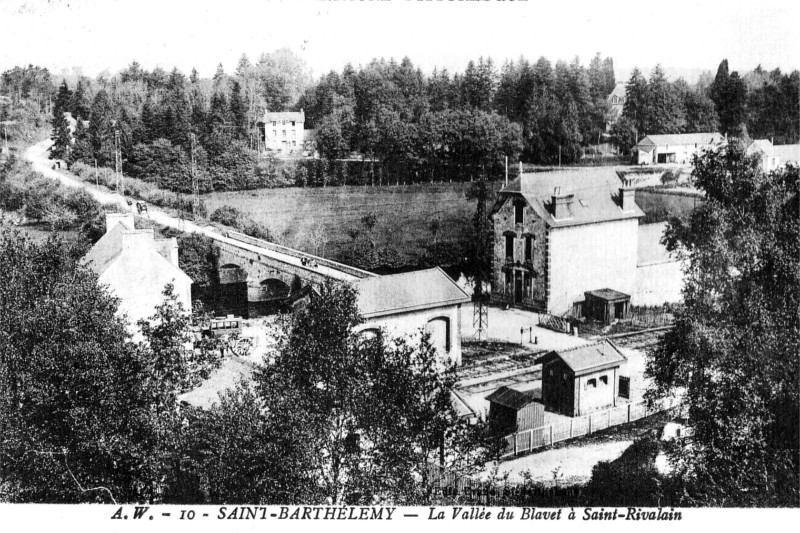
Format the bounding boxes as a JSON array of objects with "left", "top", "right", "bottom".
[
  {"left": 282, "top": 130, "right": 287, "bottom": 137},
  {"left": 524, "top": 235, "right": 532, "bottom": 261},
  {"left": 271, "top": 121, "right": 276, "bottom": 127},
  {"left": 515, "top": 201, "right": 524, "bottom": 224},
  {"left": 272, "top": 130, "right": 277, "bottom": 137},
  {"left": 549, "top": 369, "right": 553, "bottom": 377},
  {"left": 291, "top": 121, "right": 295, "bottom": 126},
  {"left": 600, "top": 375, "right": 608, "bottom": 385},
  {"left": 585, "top": 378, "right": 597, "bottom": 390},
  {"left": 505, "top": 234, "right": 514, "bottom": 259}
]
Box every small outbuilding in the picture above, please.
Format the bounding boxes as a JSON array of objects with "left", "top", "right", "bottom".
[
  {"left": 583, "top": 288, "right": 631, "bottom": 323},
  {"left": 486, "top": 386, "right": 545, "bottom": 434},
  {"left": 540, "top": 340, "right": 627, "bottom": 417}
]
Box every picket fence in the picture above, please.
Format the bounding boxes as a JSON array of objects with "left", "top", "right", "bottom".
[{"left": 501, "top": 397, "right": 677, "bottom": 459}]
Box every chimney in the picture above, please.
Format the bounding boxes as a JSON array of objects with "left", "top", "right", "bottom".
[
  {"left": 155, "top": 237, "right": 180, "bottom": 267},
  {"left": 105, "top": 213, "right": 135, "bottom": 234},
  {"left": 620, "top": 183, "right": 636, "bottom": 213},
  {"left": 552, "top": 187, "right": 574, "bottom": 220}
]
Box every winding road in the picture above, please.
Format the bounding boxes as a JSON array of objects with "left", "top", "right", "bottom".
[{"left": 23, "top": 140, "right": 360, "bottom": 282}]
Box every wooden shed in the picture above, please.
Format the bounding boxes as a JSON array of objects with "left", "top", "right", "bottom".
[
  {"left": 540, "top": 340, "right": 627, "bottom": 417},
  {"left": 584, "top": 288, "right": 631, "bottom": 323},
  {"left": 486, "top": 386, "right": 545, "bottom": 434}
]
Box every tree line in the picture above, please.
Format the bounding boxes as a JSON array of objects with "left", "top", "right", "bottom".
[{"left": 613, "top": 60, "right": 799, "bottom": 153}]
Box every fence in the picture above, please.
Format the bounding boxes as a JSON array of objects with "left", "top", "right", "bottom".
[
  {"left": 537, "top": 313, "right": 572, "bottom": 334},
  {"left": 622, "top": 306, "right": 675, "bottom": 328},
  {"left": 500, "top": 398, "right": 676, "bottom": 459}
]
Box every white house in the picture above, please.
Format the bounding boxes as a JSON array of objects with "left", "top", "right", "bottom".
[
  {"left": 491, "top": 169, "right": 669, "bottom": 317},
  {"left": 354, "top": 267, "right": 470, "bottom": 365},
  {"left": 83, "top": 213, "right": 192, "bottom": 329},
  {"left": 264, "top": 110, "right": 305, "bottom": 152},
  {"left": 633, "top": 132, "right": 723, "bottom": 165}
]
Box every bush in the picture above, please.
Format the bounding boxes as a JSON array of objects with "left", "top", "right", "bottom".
[
  {"left": 210, "top": 205, "right": 242, "bottom": 227},
  {"left": 241, "top": 220, "right": 271, "bottom": 241}
]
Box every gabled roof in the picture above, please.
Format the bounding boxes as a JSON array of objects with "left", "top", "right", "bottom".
[
  {"left": 83, "top": 218, "right": 134, "bottom": 275},
  {"left": 747, "top": 139, "right": 774, "bottom": 156},
  {"left": 493, "top": 169, "right": 644, "bottom": 228},
  {"left": 486, "top": 386, "right": 536, "bottom": 410},
  {"left": 773, "top": 144, "right": 800, "bottom": 163},
  {"left": 635, "top": 132, "right": 723, "bottom": 148},
  {"left": 607, "top": 82, "right": 626, "bottom": 101},
  {"left": 354, "top": 267, "right": 469, "bottom": 318},
  {"left": 264, "top": 111, "right": 305, "bottom": 122},
  {"left": 542, "top": 340, "right": 627, "bottom": 377}
]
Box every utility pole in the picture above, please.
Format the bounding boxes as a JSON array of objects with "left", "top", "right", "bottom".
[
  {"left": 504, "top": 155, "right": 508, "bottom": 187},
  {"left": 191, "top": 132, "right": 199, "bottom": 220},
  {"left": 559, "top": 145, "right": 562, "bottom": 168},
  {"left": 94, "top": 159, "right": 98, "bottom": 187},
  {"left": 114, "top": 129, "right": 123, "bottom": 196}
]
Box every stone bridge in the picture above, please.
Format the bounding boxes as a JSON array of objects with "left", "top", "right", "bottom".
[{"left": 213, "top": 231, "right": 376, "bottom": 317}]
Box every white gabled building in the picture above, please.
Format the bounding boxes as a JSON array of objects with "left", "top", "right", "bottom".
[
  {"left": 633, "top": 132, "right": 723, "bottom": 165},
  {"left": 83, "top": 213, "right": 192, "bottom": 329}
]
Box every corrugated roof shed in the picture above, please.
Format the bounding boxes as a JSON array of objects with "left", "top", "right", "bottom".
[
  {"left": 485, "top": 386, "right": 535, "bottom": 410},
  {"left": 494, "top": 169, "right": 644, "bottom": 228},
  {"left": 635, "top": 132, "right": 723, "bottom": 148},
  {"left": 354, "top": 267, "right": 469, "bottom": 318},
  {"left": 544, "top": 340, "right": 627, "bottom": 377}
]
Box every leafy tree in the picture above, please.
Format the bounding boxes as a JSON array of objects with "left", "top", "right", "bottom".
[
  {"left": 0, "top": 231, "right": 172, "bottom": 503},
  {"left": 648, "top": 144, "right": 799, "bottom": 505},
  {"left": 253, "top": 281, "right": 498, "bottom": 504}
]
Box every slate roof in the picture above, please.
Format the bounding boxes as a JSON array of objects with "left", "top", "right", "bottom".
[
  {"left": 543, "top": 340, "right": 627, "bottom": 377},
  {"left": 83, "top": 218, "right": 134, "bottom": 276},
  {"left": 354, "top": 267, "right": 469, "bottom": 318},
  {"left": 585, "top": 288, "right": 630, "bottom": 302},
  {"left": 264, "top": 111, "right": 305, "bottom": 122},
  {"left": 485, "top": 386, "right": 536, "bottom": 410},
  {"left": 773, "top": 144, "right": 800, "bottom": 163},
  {"left": 635, "top": 132, "right": 723, "bottom": 148},
  {"left": 494, "top": 169, "right": 644, "bottom": 228}
]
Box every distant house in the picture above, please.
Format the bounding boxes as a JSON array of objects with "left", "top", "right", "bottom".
[
  {"left": 633, "top": 132, "right": 723, "bottom": 165},
  {"left": 748, "top": 139, "right": 800, "bottom": 170},
  {"left": 83, "top": 213, "right": 192, "bottom": 329},
  {"left": 354, "top": 267, "right": 470, "bottom": 365},
  {"left": 264, "top": 110, "right": 305, "bottom": 152},
  {"left": 490, "top": 169, "right": 644, "bottom": 315},
  {"left": 606, "top": 82, "right": 626, "bottom": 129},
  {"left": 540, "top": 340, "right": 627, "bottom": 417},
  {"left": 486, "top": 386, "right": 545, "bottom": 434}
]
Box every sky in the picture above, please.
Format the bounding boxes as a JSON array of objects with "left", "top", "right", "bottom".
[{"left": 1, "top": 0, "right": 798, "bottom": 82}]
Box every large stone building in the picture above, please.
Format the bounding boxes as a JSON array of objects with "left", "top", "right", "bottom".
[
  {"left": 633, "top": 132, "right": 723, "bottom": 165},
  {"left": 83, "top": 213, "right": 192, "bottom": 328},
  {"left": 354, "top": 267, "right": 470, "bottom": 365},
  {"left": 490, "top": 170, "right": 645, "bottom": 316},
  {"left": 606, "top": 82, "right": 626, "bottom": 128},
  {"left": 264, "top": 110, "right": 305, "bottom": 152}
]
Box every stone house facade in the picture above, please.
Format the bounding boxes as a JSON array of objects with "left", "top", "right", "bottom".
[
  {"left": 490, "top": 170, "right": 644, "bottom": 316},
  {"left": 264, "top": 110, "right": 305, "bottom": 152}
]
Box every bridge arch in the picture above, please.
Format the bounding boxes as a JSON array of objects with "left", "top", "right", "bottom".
[
  {"left": 219, "top": 263, "right": 248, "bottom": 284},
  {"left": 258, "top": 278, "right": 291, "bottom": 301}
]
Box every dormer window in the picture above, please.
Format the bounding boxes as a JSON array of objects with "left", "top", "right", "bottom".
[{"left": 514, "top": 201, "right": 524, "bottom": 224}]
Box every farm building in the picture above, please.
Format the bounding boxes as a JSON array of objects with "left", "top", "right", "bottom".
[
  {"left": 540, "top": 340, "right": 627, "bottom": 417},
  {"left": 633, "top": 132, "right": 723, "bottom": 165},
  {"left": 83, "top": 213, "right": 192, "bottom": 331},
  {"left": 490, "top": 169, "right": 643, "bottom": 315},
  {"left": 485, "top": 386, "right": 545, "bottom": 434},
  {"left": 354, "top": 267, "right": 470, "bottom": 365},
  {"left": 747, "top": 139, "right": 800, "bottom": 170},
  {"left": 264, "top": 110, "right": 305, "bottom": 152}
]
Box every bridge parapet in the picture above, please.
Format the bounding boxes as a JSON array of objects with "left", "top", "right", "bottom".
[{"left": 225, "top": 231, "right": 377, "bottom": 280}]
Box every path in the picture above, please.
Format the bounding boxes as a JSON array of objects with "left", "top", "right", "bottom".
[
  {"left": 24, "top": 140, "right": 358, "bottom": 282},
  {"left": 481, "top": 440, "right": 633, "bottom": 485}
]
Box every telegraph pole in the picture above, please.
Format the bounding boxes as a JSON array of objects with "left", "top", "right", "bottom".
[
  {"left": 191, "top": 132, "right": 199, "bottom": 220},
  {"left": 114, "top": 129, "right": 123, "bottom": 196}
]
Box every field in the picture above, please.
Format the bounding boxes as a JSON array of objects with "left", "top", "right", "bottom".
[{"left": 204, "top": 181, "right": 504, "bottom": 270}]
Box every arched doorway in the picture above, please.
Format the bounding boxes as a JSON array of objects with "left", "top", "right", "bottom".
[{"left": 425, "top": 316, "right": 451, "bottom": 356}]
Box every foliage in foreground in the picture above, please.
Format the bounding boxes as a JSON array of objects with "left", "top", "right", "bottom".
[{"left": 647, "top": 144, "right": 799, "bottom": 506}]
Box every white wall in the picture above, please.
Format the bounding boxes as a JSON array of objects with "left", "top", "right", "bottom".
[
  {"left": 634, "top": 261, "right": 684, "bottom": 306},
  {"left": 358, "top": 304, "right": 463, "bottom": 365},
  {"left": 547, "top": 219, "right": 639, "bottom": 315}
]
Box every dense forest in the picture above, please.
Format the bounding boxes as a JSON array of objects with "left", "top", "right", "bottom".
[{"left": 2, "top": 53, "right": 798, "bottom": 196}]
